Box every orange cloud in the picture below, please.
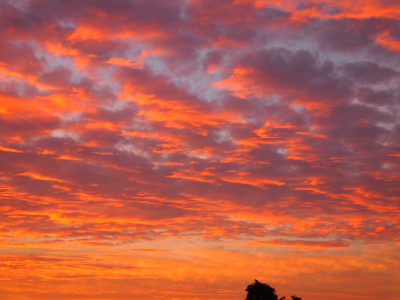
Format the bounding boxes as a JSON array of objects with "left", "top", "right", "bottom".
[{"left": 0, "top": 0, "right": 399, "bottom": 299}]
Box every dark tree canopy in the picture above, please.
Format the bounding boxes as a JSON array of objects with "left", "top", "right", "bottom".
[
  {"left": 245, "top": 279, "right": 302, "bottom": 300},
  {"left": 245, "top": 279, "right": 278, "bottom": 300}
]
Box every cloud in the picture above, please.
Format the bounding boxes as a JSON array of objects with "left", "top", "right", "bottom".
[{"left": 0, "top": 0, "right": 399, "bottom": 299}]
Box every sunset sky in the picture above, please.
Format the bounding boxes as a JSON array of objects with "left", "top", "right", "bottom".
[{"left": 1, "top": 0, "right": 400, "bottom": 299}]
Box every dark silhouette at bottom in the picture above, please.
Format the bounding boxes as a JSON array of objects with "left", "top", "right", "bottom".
[{"left": 245, "top": 279, "right": 302, "bottom": 300}]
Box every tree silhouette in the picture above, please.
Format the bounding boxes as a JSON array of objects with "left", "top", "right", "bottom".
[
  {"left": 245, "top": 279, "right": 302, "bottom": 300},
  {"left": 245, "top": 279, "right": 278, "bottom": 300}
]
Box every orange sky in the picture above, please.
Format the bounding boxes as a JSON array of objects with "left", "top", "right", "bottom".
[{"left": 1, "top": 0, "right": 400, "bottom": 299}]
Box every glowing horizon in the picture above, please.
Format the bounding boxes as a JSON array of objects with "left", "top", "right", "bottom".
[{"left": 1, "top": 0, "right": 400, "bottom": 299}]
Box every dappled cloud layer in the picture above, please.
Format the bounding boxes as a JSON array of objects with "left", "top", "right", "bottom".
[{"left": 1, "top": 0, "right": 400, "bottom": 299}]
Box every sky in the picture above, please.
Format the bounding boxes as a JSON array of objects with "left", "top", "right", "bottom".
[{"left": 0, "top": 0, "right": 400, "bottom": 299}]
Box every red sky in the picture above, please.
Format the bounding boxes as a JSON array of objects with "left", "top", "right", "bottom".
[{"left": 1, "top": 0, "right": 400, "bottom": 299}]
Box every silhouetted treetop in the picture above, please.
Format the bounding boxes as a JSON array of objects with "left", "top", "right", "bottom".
[
  {"left": 245, "top": 279, "right": 278, "bottom": 300},
  {"left": 245, "top": 279, "right": 302, "bottom": 300}
]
